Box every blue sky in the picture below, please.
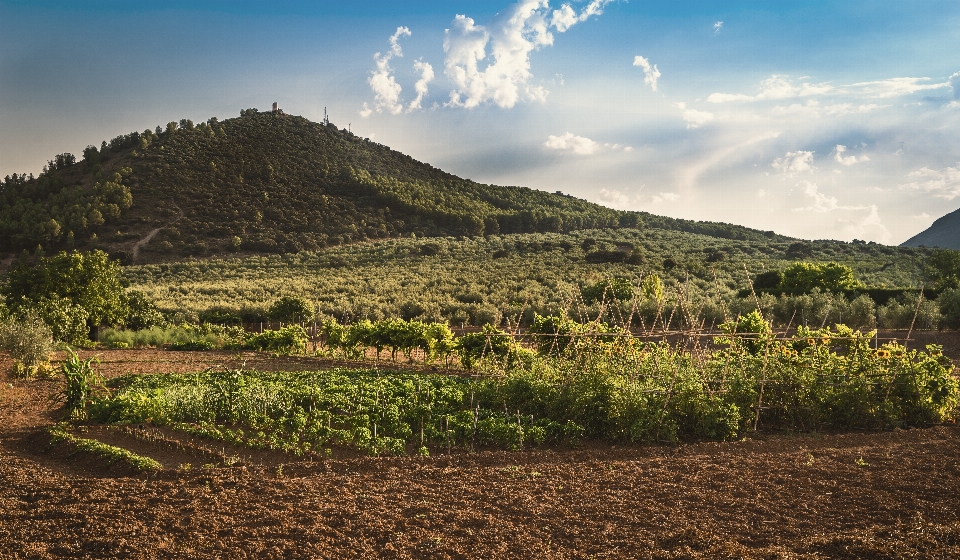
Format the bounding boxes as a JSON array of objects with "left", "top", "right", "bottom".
[{"left": 2, "top": 0, "right": 959, "bottom": 244}]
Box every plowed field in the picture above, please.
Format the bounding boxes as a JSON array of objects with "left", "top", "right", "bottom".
[{"left": 1, "top": 350, "right": 958, "bottom": 559}]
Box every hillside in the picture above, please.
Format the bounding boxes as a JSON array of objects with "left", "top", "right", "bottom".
[
  {"left": 901, "top": 206, "right": 960, "bottom": 249},
  {"left": 1, "top": 108, "right": 790, "bottom": 263}
]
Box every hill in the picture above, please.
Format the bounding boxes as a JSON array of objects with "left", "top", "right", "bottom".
[
  {"left": 1, "top": 108, "right": 790, "bottom": 263},
  {"left": 901, "top": 206, "right": 960, "bottom": 249}
]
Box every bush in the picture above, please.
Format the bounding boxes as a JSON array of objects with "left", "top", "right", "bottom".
[
  {"left": 245, "top": 325, "right": 308, "bottom": 354},
  {"left": 0, "top": 310, "right": 55, "bottom": 377}
]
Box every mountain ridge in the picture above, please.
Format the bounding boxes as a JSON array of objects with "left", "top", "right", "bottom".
[
  {"left": 901, "top": 207, "right": 960, "bottom": 249},
  {"left": 0, "top": 108, "right": 792, "bottom": 264}
]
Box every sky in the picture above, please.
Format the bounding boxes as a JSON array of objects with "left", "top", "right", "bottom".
[{"left": 2, "top": 0, "right": 959, "bottom": 245}]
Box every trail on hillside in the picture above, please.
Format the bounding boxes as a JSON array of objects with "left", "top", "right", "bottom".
[{"left": 130, "top": 203, "right": 183, "bottom": 263}]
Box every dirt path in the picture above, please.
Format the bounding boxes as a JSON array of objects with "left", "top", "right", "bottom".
[
  {"left": 130, "top": 203, "right": 183, "bottom": 263},
  {"left": 1, "top": 351, "right": 959, "bottom": 558}
]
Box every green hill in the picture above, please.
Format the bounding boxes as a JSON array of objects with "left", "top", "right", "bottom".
[{"left": 0, "top": 108, "right": 790, "bottom": 263}]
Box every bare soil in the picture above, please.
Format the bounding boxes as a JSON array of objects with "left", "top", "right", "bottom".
[{"left": 1, "top": 349, "right": 959, "bottom": 559}]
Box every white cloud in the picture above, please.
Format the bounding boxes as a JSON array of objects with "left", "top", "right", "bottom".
[
  {"left": 365, "top": 27, "right": 412, "bottom": 116},
  {"left": 597, "top": 188, "right": 634, "bottom": 207},
  {"left": 633, "top": 55, "right": 661, "bottom": 91},
  {"left": 710, "top": 74, "right": 955, "bottom": 105},
  {"left": 772, "top": 151, "right": 815, "bottom": 175},
  {"left": 708, "top": 75, "right": 833, "bottom": 103},
  {"left": 899, "top": 164, "right": 960, "bottom": 199},
  {"left": 772, "top": 100, "right": 888, "bottom": 118},
  {"left": 408, "top": 59, "right": 435, "bottom": 111},
  {"left": 713, "top": 21, "right": 723, "bottom": 35},
  {"left": 794, "top": 181, "right": 839, "bottom": 212},
  {"left": 444, "top": 0, "right": 615, "bottom": 109},
  {"left": 914, "top": 212, "right": 931, "bottom": 219},
  {"left": 847, "top": 77, "right": 951, "bottom": 98},
  {"left": 596, "top": 187, "right": 677, "bottom": 208},
  {"left": 551, "top": 0, "right": 617, "bottom": 32},
  {"left": 950, "top": 72, "right": 960, "bottom": 100},
  {"left": 833, "top": 145, "right": 869, "bottom": 166},
  {"left": 544, "top": 132, "right": 599, "bottom": 155},
  {"left": 675, "top": 101, "right": 713, "bottom": 128},
  {"left": 651, "top": 192, "right": 680, "bottom": 203},
  {"left": 792, "top": 181, "right": 891, "bottom": 242}
]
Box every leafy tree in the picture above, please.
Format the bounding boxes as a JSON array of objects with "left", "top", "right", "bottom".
[
  {"left": 268, "top": 295, "right": 313, "bottom": 323},
  {"left": 752, "top": 270, "right": 783, "bottom": 290},
  {"left": 780, "top": 262, "right": 860, "bottom": 294},
  {"left": 1, "top": 250, "right": 129, "bottom": 340},
  {"left": 927, "top": 249, "right": 960, "bottom": 290}
]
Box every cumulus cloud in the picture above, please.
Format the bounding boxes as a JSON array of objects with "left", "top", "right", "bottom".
[
  {"left": 408, "top": 59, "right": 435, "bottom": 111},
  {"left": 713, "top": 21, "right": 723, "bottom": 35},
  {"left": 364, "top": 27, "right": 412, "bottom": 116},
  {"left": 444, "top": 0, "right": 616, "bottom": 109},
  {"left": 544, "top": 132, "right": 599, "bottom": 155},
  {"left": 899, "top": 164, "right": 960, "bottom": 199},
  {"left": 551, "top": 0, "right": 617, "bottom": 32},
  {"left": 772, "top": 151, "right": 815, "bottom": 175},
  {"left": 951, "top": 72, "right": 960, "bottom": 99},
  {"left": 833, "top": 145, "right": 869, "bottom": 166},
  {"left": 633, "top": 55, "right": 661, "bottom": 91},
  {"left": 675, "top": 102, "right": 714, "bottom": 128}
]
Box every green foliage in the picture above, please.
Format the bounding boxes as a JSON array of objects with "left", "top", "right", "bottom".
[
  {"left": 927, "top": 249, "right": 960, "bottom": 290},
  {"left": 48, "top": 425, "right": 161, "bottom": 472},
  {"left": 268, "top": 295, "right": 313, "bottom": 323},
  {"left": 780, "top": 261, "right": 861, "bottom": 293},
  {"left": 125, "top": 290, "right": 165, "bottom": 330},
  {"left": 937, "top": 288, "right": 960, "bottom": 329},
  {"left": 81, "top": 328, "right": 958, "bottom": 457},
  {"left": 0, "top": 310, "right": 55, "bottom": 377},
  {"left": 0, "top": 166, "right": 133, "bottom": 252},
  {"left": 2, "top": 250, "right": 129, "bottom": 338},
  {"left": 245, "top": 325, "right": 308, "bottom": 354},
  {"left": 58, "top": 349, "right": 103, "bottom": 421},
  {"left": 456, "top": 324, "right": 533, "bottom": 369},
  {"left": 718, "top": 310, "right": 772, "bottom": 354},
  {"left": 528, "top": 312, "right": 610, "bottom": 355}
]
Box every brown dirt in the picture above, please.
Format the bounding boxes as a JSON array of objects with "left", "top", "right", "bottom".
[{"left": 1, "top": 350, "right": 959, "bottom": 559}]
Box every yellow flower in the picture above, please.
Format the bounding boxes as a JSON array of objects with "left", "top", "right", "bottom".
[
  {"left": 821, "top": 337, "right": 830, "bottom": 345},
  {"left": 876, "top": 349, "right": 891, "bottom": 359},
  {"left": 807, "top": 338, "right": 816, "bottom": 346}
]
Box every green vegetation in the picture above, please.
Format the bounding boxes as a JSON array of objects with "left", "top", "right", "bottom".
[
  {"left": 122, "top": 229, "right": 931, "bottom": 330},
  {"left": 57, "top": 349, "right": 103, "bottom": 421},
  {"left": 0, "top": 310, "right": 55, "bottom": 377},
  {"left": 2, "top": 250, "right": 132, "bottom": 344},
  {"left": 83, "top": 324, "right": 957, "bottom": 458},
  {"left": 48, "top": 424, "right": 161, "bottom": 472}
]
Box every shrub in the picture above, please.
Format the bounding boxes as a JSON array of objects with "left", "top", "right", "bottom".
[
  {"left": 245, "top": 325, "right": 308, "bottom": 354},
  {"left": 0, "top": 310, "right": 55, "bottom": 377}
]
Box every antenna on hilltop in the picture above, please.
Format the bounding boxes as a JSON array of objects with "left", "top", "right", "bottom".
[{"left": 323, "top": 107, "right": 330, "bottom": 126}]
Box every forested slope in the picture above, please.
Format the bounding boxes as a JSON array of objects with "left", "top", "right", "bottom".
[{"left": 1, "top": 108, "right": 790, "bottom": 263}]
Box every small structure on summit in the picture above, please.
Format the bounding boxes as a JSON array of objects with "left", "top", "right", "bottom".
[{"left": 272, "top": 102, "right": 285, "bottom": 115}]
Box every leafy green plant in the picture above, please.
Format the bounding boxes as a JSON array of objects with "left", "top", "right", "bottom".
[{"left": 57, "top": 349, "right": 103, "bottom": 420}]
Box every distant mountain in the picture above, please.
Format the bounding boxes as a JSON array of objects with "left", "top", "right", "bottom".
[
  {"left": 0, "top": 108, "right": 791, "bottom": 263},
  {"left": 901, "top": 207, "right": 960, "bottom": 249}
]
